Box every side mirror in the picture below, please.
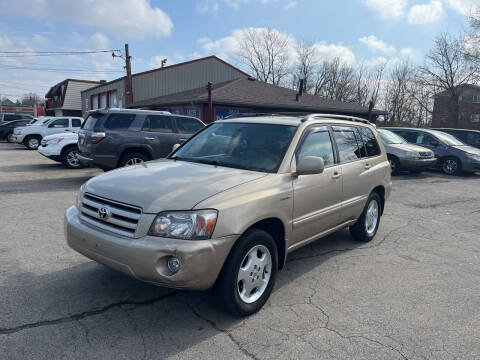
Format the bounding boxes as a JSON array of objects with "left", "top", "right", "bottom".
[
  {"left": 295, "top": 156, "right": 325, "bottom": 176},
  {"left": 172, "top": 143, "right": 181, "bottom": 152}
]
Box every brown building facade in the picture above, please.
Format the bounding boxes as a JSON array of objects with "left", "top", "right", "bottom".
[{"left": 432, "top": 84, "right": 480, "bottom": 130}]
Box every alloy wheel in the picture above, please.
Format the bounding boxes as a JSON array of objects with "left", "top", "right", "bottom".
[
  {"left": 126, "top": 157, "right": 144, "bottom": 166},
  {"left": 67, "top": 150, "right": 80, "bottom": 167},
  {"left": 442, "top": 159, "right": 457, "bottom": 175},
  {"left": 28, "top": 138, "right": 39, "bottom": 149},
  {"left": 237, "top": 244, "right": 272, "bottom": 304},
  {"left": 364, "top": 199, "right": 379, "bottom": 236}
]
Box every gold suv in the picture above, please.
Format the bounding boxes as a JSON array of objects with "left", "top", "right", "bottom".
[{"left": 65, "top": 114, "right": 391, "bottom": 316}]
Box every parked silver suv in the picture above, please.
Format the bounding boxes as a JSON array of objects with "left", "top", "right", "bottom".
[{"left": 65, "top": 114, "right": 391, "bottom": 315}]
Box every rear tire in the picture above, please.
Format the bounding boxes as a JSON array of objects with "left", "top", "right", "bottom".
[
  {"left": 441, "top": 157, "right": 461, "bottom": 176},
  {"left": 118, "top": 152, "right": 148, "bottom": 167},
  {"left": 215, "top": 228, "right": 278, "bottom": 316},
  {"left": 24, "top": 135, "right": 41, "bottom": 150},
  {"left": 388, "top": 156, "right": 401, "bottom": 176},
  {"left": 349, "top": 192, "right": 382, "bottom": 243},
  {"left": 61, "top": 146, "right": 82, "bottom": 169}
]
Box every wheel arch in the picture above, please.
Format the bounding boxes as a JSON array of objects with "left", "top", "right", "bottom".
[
  {"left": 117, "top": 146, "right": 153, "bottom": 167},
  {"left": 60, "top": 143, "right": 78, "bottom": 158},
  {"left": 371, "top": 185, "right": 385, "bottom": 215}
]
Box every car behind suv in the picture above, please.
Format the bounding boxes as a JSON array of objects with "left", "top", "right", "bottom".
[
  {"left": 65, "top": 114, "right": 391, "bottom": 315},
  {"left": 378, "top": 128, "right": 436, "bottom": 175},
  {"left": 77, "top": 108, "right": 205, "bottom": 170},
  {"left": 385, "top": 127, "right": 480, "bottom": 175},
  {"left": 0, "top": 113, "right": 33, "bottom": 126},
  {"left": 13, "top": 116, "right": 83, "bottom": 150},
  {"left": 0, "top": 119, "right": 33, "bottom": 142},
  {"left": 432, "top": 128, "right": 480, "bottom": 149}
]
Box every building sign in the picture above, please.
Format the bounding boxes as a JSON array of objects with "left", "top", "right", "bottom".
[
  {"left": 184, "top": 107, "right": 199, "bottom": 118},
  {"left": 215, "top": 108, "right": 251, "bottom": 120},
  {"left": 170, "top": 107, "right": 182, "bottom": 115}
]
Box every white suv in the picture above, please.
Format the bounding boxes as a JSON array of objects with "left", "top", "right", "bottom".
[
  {"left": 38, "top": 131, "right": 83, "bottom": 169},
  {"left": 13, "top": 117, "right": 83, "bottom": 150}
]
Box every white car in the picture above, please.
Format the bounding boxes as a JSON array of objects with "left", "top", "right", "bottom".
[
  {"left": 38, "top": 131, "right": 84, "bottom": 169},
  {"left": 13, "top": 116, "right": 83, "bottom": 150}
]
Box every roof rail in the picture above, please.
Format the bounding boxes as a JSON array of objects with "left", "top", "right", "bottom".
[{"left": 301, "top": 113, "right": 373, "bottom": 125}]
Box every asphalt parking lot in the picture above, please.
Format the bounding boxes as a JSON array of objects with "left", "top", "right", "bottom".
[{"left": 1, "top": 141, "right": 479, "bottom": 360}]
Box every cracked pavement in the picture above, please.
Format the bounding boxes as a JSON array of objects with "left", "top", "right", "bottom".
[{"left": 1, "top": 142, "right": 480, "bottom": 359}]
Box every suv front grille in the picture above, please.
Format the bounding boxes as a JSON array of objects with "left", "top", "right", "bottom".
[{"left": 79, "top": 193, "right": 141, "bottom": 237}]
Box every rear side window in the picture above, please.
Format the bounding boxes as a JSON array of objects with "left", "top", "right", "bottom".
[
  {"left": 466, "top": 132, "right": 480, "bottom": 146},
  {"left": 103, "top": 113, "right": 136, "bottom": 131},
  {"left": 333, "top": 126, "right": 364, "bottom": 162},
  {"left": 417, "top": 133, "right": 440, "bottom": 146},
  {"left": 144, "top": 115, "right": 173, "bottom": 133},
  {"left": 72, "top": 119, "right": 82, "bottom": 127},
  {"left": 395, "top": 131, "right": 416, "bottom": 143},
  {"left": 297, "top": 126, "right": 335, "bottom": 166},
  {"left": 358, "top": 127, "right": 381, "bottom": 157},
  {"left": 176, "top": 117, "right": 203, "bottom": 134},
  {"left": 4, "top": 114, "right": 21, "bottom": 121},
  {"left": 49, "top": 118, "right": 69, "bottom": 128},
  {"left": 82, "top": 114, "right": 103, "bottom": 130}
]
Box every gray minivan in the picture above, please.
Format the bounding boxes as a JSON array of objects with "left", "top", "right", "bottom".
[
  {"left": 77, "top": 108, "right": 205, "bottom": 170},
  {"left": 385, "top": 127, "right": 480, "bottom": 175}
]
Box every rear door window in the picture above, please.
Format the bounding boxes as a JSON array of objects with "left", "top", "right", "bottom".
[
  {"left": 4, "top": 114, "right": 21, "bottom": 121},
  {"left": 466, "top": 132, "right": 480, "bottom": 147},
  {"left": 145, "top": 115, "right": 173, "bottom": 133},
  {"left": 358, "top": 127, "right": 381, "bottom": 157},
  {"left": 175, "top": 117, "right": 204, "bottom": 134},
  {"left": 103, "top": 113, "right": 136, "bottom": 131},
  {"left": 72, "top": 118, "right": 82, "bottom": 128},
  {"left": 395, "top": 131, "right": 417, "bottom": 143},
  {"left": 332, "top": 126, "right": 364, "bottom": 163}
]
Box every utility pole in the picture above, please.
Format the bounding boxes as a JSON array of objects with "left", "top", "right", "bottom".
[{"left": 124, "top": 43, "right": 133, "bottom": 106}]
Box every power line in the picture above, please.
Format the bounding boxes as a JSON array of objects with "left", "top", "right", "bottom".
[
  {"left": 0, "top": 50, "right": 122, "bottom": 57},
  {"left": 0, "top": 64, "right": 124, "bottom": 74},
  {"left": 0, "top": 80, "right": 50, "bottom": 88},
  {"left": 0, "top": 82, "right": 47, "bottom": 92}
]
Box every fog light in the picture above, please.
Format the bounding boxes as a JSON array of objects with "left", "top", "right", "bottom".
[{"left": 167, "top": 257, "right": 181, "bottom": 274}]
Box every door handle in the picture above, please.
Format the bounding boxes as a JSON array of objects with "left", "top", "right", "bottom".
[
  {"left": 365, "top": 163, "right": 371, "bottom": 170},
  {"left": 179, "top": 138, "right": 187, "bottom": 142},
  {"left": 331, "top": 172, "right": 341, "bottom": 179},
  {"left": 144, "top": 137, "right": 155, "bottom": 140}
]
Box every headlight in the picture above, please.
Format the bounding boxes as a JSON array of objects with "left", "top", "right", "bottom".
[
  {"left": 48, "top": 138, "right": 63, "bottom": 144},
  {"left": 15, "top": 130, "right": 22, "bottom": 135},
  {"left": 76, "top": 183, "right": 86, "bottom": 209},
  {"left": 466, "top": 153, "right": 480, "bottom": 161},
  {"left": 149, "top": 210, "right": 218, "bottom": 240},
  {"left": 404, "top": 151, "right": 419, "bottom": 159}
]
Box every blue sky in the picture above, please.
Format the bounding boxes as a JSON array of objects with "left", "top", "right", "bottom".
[{"left": 0, "top": 0, "right": 476, "bottom": 101}]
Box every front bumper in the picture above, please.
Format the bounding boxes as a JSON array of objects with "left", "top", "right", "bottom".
[
  {"left": 13, "top": 134, "right": 25, "bottom": 143},
  {"left": 462, "top": 159, "right": 480, "bottom": 173},
  {"left": 77, "top": 152, "right": 117, "bottom": 169},
  {"left": 38, "top": 144, "right": 62, "bottom": 159},
  {"left": 399, "top": 157, "right": 437, "bottom": 170},
  {"left": 65, "top": 206, "right": 238, "bottom": 290}
]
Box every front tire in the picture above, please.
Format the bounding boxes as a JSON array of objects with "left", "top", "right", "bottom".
[
  {"left": 388, "top": 156, "right": 401, "bottom": 176},
  {"left": 118, "top": 152, "right": 148, "bottom": 167},
  {"left": 349, "top": 192, "right": 382, "bottom": 242},
  {"left": 216, "top": 229, "right": 278, "bottom": 316},
  {"left": 441, "top": 157, "right": 461, "bottom": 176},
  {"left": 61, "top": 146, "right": 82, "bottom": 169},
  {"left": 24, "top": 135, "right": 41, "bottom": 150}
]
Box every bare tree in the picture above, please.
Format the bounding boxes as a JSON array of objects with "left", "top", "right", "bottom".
[
  {"left": 21, "top": 93, "right": 42, "bottom": 106},
  {"left": 236, "top": 28, "right": 292, "bottom": 85},
  {"left": 418, "top": 33, "right": 479, "bottom": 128},
  {"left": 463, "top": 6, "right": 480, "bottom": 64},
  {"left": 292, "top": 41, "right": 318, "bottom": 92},
  {"left": 354, "top": 61, "right": 386, "bottom": 108}
]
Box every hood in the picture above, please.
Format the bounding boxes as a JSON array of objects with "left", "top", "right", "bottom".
[
  {"left": 455, "top": 145, "right": 480, "bottom": 155},
  {"left": 43, "top": 132, "right": 78, "bottom": 141},
  {"left": 84, "top": 159, "right": 267, "bottom": 213},
  {"left": 387, "top": 143, "right": 432, "bottom": 153}
]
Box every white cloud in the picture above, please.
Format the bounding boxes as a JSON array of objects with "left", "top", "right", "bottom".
[
  {"left": 223, "top": 0, "right": 280, "bottom": 9},
  {"left": 359, "top": 35, "right": 396, "bottom": 54},
  {"left": 408, "top": 1, "right": 444, "bottom": 24},
  {"left": 363, "top": 0, "right": 408, "bottom": 18},
  {"left": 400, "top": 47, "right": 414, "bottom": 57},
  {"left": 444, "top": 0, "right": 477, "bottom": 15},
  {"left": 3, "top": 0, "right": 173, "bottom": 39},
  {"left": 285, "top": 1, "right": 298, "bottom": 10},
  {"left": 310, "top": 43, "right": 356, "bottom": 66}
]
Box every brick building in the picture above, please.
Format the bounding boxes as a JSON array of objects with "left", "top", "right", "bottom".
[{"left": 431, "top": 84, "right": 480, "bottom": 130}]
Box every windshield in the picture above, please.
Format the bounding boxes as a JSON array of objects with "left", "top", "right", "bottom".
[
  {"left": 432, "top": 131, "right": 465, "bottom": 146},
  {"left": 378, "top": 129, "right": 407, "bottom": 144},
  {"left": 171, "top": 122, "right": 298, "bottom": 173}
]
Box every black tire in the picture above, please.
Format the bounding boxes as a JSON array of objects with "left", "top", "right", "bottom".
[
  {"left": 61, "top": 146, "right": 82, "bottom": 169},
  {"left": 388, "top": 156, "right": 401, "bottom": 176},
  {"left": 441, "top": 157, "right": 462, "bottom": 176},
  {"left": 349, "top": 192, "right": 382, "bottom": 243},
  {"left": 215, "top": 228, "right": 278, "bottom": 316},
  {"left": 23, "top": 135, "right": 41, "bottom": 150},
  {"left": 118, "top": 152, "right": 148, "bottom": 167}
]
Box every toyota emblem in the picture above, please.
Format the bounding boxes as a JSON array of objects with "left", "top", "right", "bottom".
[{"left": 98, "top": 206, "right": 111, "bottom": 220}]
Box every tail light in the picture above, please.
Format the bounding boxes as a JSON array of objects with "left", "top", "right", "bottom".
[{"left": 89, "top": 132, "right": 106, "bottom": 144}]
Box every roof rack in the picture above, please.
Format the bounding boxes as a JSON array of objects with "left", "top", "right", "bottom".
[
  {"left": 301, "top": 113, "right": 373, "bottom": 125},
  {"left": 223, "top": 112, "right": 286, "bottom": 120}
]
